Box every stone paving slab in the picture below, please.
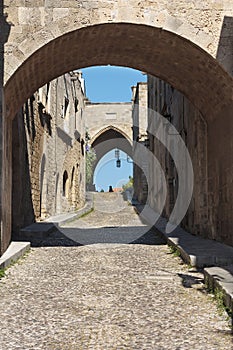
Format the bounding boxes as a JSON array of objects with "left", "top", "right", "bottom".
[
  {"left": 135, "top": 204, "right": 233, "bottom": 268},
  {"left": 0, "top": 241, "right": 30, "bottom": 269}
]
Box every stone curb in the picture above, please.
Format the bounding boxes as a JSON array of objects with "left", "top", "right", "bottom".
[
  {"left": 19, "top": 192, "right": 94, "bottom": 243},
  {"left": 204, "top": 266, "right": 233, "bottom": 317},
  {"left": 46, "top": 192, "right": 94, "bottom": 226},
  {"left": 134, "top": 203, "right": 233, "bottom": 316},
  {"left": 133, "top": 203, "right": 233, "bottom": 268},
  {"left": 0, "top": 241, "right": 30, "bottom": 269},
  {"left": 20, "top": 223, "right": 56, "bottom": 242}
]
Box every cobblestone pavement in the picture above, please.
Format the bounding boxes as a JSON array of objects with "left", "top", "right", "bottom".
[{"left": 0, "top": 193, "right": 232, "bottom": 349}]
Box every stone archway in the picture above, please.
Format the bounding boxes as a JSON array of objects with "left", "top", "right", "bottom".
[
  {"left": 88, "top": 125, "right": 133, "bottom": 189},
  {"left": 1, "top": 21, "right": 233, "bottom": 254},
  {"left": 4, "top": 23, "right": 232, "bottom": 120},
  {"left": 91, "top": 126, "right": 132, "bottom": 153}
]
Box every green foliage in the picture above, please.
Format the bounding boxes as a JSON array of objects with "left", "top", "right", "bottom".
[
  {"left": 79, "top": 208, "right": 94, "bottom": 219},
  {"left": 86, "top": 147, "right": 96, "bottom": 186},
  {"left": 214, "top": 287, "right": 226, "bottom": 315},
  {"left": 0, "top": 268, "right": 5, "bottom": 279},
  {"left": 205, "top": 286, "right": 232, "bottom": 328},
  {"left": 100, "top": 189, "right": 104, "bottom": 192},
  {"left": 169, "top": 245, "right": 181, "bottom": 257},
  {"left": 122, "top": 176, "right": 133, "bottom": 190},
  {"left": 211, "top": 287, "right": 232, "bottom": 319}
]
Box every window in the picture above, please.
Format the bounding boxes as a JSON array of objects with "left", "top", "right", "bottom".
[
  {"left": 63, "top": 171, "right": 68, "bottom": 197},
  {"left": 74, "top": 97, "right": 79, "bottom": 113},
  {"left": 62, "top": 97, "right": 69, "bottom": 118}
]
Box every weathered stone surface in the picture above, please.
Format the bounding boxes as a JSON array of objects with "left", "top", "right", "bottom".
[
  {"left": 85, "top": 102, "right": 133, "bottom": 180},
  {"left": 204, "top": 266, "right": 233, "bottom": 309},
  {"left": 132, "top": 82, "right": 148, "bottom": 204},
  {"left": 0, "top": 241, "right": 30, "bottom": 269},
  {"left": 3, "top": 1, "right": 233, "bottom": 120},
  {"left": 0, "top": 194, "right": 232, "bottom": 349},
  {"left": 11, "top": 72, "right": 86, "bottom": 238},
  {"left": 145, "top": 75, "right": 233, "bottom": 247},
  {"left": 85, "top": 102, "right": 132, "bottom": 146}
]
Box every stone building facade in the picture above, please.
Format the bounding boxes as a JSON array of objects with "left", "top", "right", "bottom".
[
  {"left": 85, "top": 102, "right": 133, "bottom": 146},
  {"left": 85, "top": 102, "right": 133, "bottom": 188},
  {"left": 132, "top": 82, "right": 148, "bottom": 204},
  {"left": 146, "top": 75, "right": 210, "bottom": 239},
  {"left": 12, "top": 72, "right": 86, "bottom": 235}
]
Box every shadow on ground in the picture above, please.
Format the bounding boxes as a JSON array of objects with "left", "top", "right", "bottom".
[
  {"left": 22, "top": 224, "right": 166, "bottom": 247},
  {"left": 178, "top": 273, "right": 204, "bottom": 289}
]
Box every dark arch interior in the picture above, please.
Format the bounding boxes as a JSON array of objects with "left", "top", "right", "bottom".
[{"left": 91, "top": 127, "right": 133, "bottom": 172}]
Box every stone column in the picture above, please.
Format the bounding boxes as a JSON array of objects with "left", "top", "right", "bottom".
[{"left": 0, "top": 1, "right": 11, "bottom": 255}]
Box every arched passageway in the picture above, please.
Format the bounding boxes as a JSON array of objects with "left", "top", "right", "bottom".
[
  {"left": 88, "top": 126, "right": 133, "bottom": 189},
  {"left": 91, "top": 126, "right": 132, "bottom": 163},
  {"left": 1, "top": 22, "right": 233, "bottom": 254}
]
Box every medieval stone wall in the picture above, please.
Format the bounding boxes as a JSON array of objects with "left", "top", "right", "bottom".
[
  {"left": 132, "top": 82, "right": 148, "bottom": 204},
  {"left": 4, "top": 0, "right": 233, "bottom": 82},
  {"left": 4, "top": 2, "right": 232, "bottom": 122},
  {"left": 39, "top": 71, "right": 86, "bottom": 217},
  {"left": 12, "top": 71, "right": 86, "bottom": 235},
  {"left": 85, "top": 102, "right": 133, "bottom": 187},
  {"left": 85, "top": 102, "right": 132, "bottom": 144},
  {"left": 147, "top": 75, "right": 211, "bottom": 240}
]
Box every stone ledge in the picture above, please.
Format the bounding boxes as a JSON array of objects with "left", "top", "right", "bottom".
[
  {"left": 20, "top": 222, "right": 56, "bottom": 242},
  {"left": 44, "top": 192, "right": 94, "bottom": 225},
  {"left": 204, "top": 266, "right": 233, "bottom": 314},
  {"left": 0, "top": 241, "right": 30, "bottom": 269},
  {"left": 134, "top": 203, "right": 233, "bottom": 268},
  {"left": 18, "top": 193, "right": 94, "bottom": 245}
]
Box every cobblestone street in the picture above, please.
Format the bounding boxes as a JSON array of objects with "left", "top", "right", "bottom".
[{"left": 0, "top": 193, "right": 232, "bottom": 349}]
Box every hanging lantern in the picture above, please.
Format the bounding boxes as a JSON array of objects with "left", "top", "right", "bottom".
[{"left": 116, "top": 159, "right": 121, "bottom": 168}]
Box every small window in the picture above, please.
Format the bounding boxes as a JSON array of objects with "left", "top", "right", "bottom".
[
  {"left": 62, "top": 97, "right": 69, "bottom": 118},
  {"left": 74, "top": 98, "right": 79, "bottom": 113},
  {"left": 63, "top": 171, "right": 68, "bottom": 196}
]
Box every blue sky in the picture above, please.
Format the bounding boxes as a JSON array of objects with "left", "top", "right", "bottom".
[
  {"left": 82, "top": 66, "right": 146, "bottom": 191},
  {"left": 82, "top": 66, "right": 146, "bottom": 103},
  {"left": 93, "top": 150, "right": 133, "bottom": 192}
]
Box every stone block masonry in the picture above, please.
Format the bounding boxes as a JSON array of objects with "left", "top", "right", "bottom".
[{"left": 12, "top": 72, "right": 86, "bottom": 238}]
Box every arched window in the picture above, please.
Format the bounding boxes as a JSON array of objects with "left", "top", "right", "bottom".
[{"left": 62, "top": 171, "right": 68, "bottom": 197}]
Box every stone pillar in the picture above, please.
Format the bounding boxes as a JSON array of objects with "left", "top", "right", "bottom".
[
  {"left": 207, "top": 103, "right": 233, "bottom": 245},
  {"left": 0, "top": 2, "right": 11, "bottom": 255}
]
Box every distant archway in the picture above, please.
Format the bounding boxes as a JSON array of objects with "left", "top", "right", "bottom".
[{"left": 91, "top": 126, "right": 132, "bottom": 167}]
